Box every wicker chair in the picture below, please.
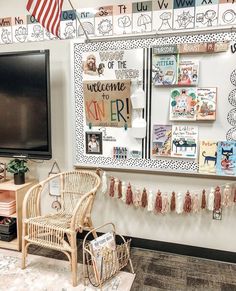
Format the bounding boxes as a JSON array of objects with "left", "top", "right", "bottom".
[{"left": 21, "top": 170, "right": 101, "bottom": 287}]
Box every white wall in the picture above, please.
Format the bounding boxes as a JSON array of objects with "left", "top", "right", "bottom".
[{"left": 0, "top": 1, "right": 236, "bottom": 253}]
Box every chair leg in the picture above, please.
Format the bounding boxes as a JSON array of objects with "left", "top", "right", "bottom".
[
  {"left": 21, "top": 223, "right": 27, "bottom": 269},
  {"left": 71, "top": 233, "right": 78, "bottom": 287},
  {"left": 71, "top": 250, "right": 77, "bottom": 287}
]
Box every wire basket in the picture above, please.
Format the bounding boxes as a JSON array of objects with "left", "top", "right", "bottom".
[{"left": 83, "top": 223, "right": 134, "bottom": 290}]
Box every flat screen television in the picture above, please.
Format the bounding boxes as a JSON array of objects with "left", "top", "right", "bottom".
[{"left": 0, "top": 50, "right": 52, "bottom": 160}]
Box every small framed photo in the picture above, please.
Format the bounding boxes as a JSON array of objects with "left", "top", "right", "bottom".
[
  {"left": 213, "top": 209, "right": 222, "bottom": 220},
  {"left": 85, "top": 132, "right": 103, "bottom": 155}
]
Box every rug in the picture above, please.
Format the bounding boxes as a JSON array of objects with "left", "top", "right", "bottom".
[{"left": 0, "top": 249, "right": 135, "bottom": 291}]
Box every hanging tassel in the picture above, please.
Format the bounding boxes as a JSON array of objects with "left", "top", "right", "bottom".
[
  {"left": 155, "top": 190, "right": 162, "bottom": 213},
  {"left": 134, "top": 188, "right": 141, "bottom": 207},
  {"left": 170, "top": 191, "right": 176, "bottom": 211},
  {"left": 141, "top": 188, "right": 148, "bottom": 208},
  {"left": 126, "top": 183, "right": 133, "bottom": 205},
  {"left": 214, "top": 186, "right": 221, "bottom": 211},
  {"left": 201, "top": 189, "right": 206, "bottom": 209},
  {"left": 183, "top": 191, "right": 192, "bottom": 213},
  {"left": 192, "top": 194, "right": 199, "bottom": 213},
  {"left": 208, "top": 187, "right": 214, "bottom": 211},
  {"left": 121, "top": 181, "right": 126, "bottom": 202},
  {"left": 114, "top": 177, "right": 119, "bottom": 198},
  {"left": 223, "top": 184, "right": 231, "bottom": 207},
  {"left": 109, "top": 177, "right": 115, "bottom": 197},
  {"left": 176, "top": 192, "right": 183, "bottom": 214},
  {"left": 118, "top": 180, "right": 122, "bottom": 199},
  {"left": 147, "top": 190, "right": 154, "bottom": 212},
  {"left": 101, "top": 171, "right": 108, "bottom": 194},
  {"left": 234, "top": 187, "right": 236, "bottom": 203},
  {"left": 162, "top": 193, "right": 169, "bottom": 214},
  {"left": 96, "top": 168, "right": 101, "bottom": 177}
]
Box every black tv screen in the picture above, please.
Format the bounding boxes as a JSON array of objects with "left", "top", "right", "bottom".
[{"left": 0, "top": 50, "right": 52, "bottom": 159}]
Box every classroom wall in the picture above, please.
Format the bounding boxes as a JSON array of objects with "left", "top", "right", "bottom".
[{"left": 0, "top": 1, "right": 235, "bottom": 253}]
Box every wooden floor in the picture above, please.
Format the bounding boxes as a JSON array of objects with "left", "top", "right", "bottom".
[{"left": 28, "top": 242, "right": 236, "bottom": 291}]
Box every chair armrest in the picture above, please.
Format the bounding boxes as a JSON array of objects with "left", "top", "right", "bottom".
[{"left": 22, "top": 184, "right": 42, "bottom": 220}]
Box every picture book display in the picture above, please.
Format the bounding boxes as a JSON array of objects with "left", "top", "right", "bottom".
[
  {"left": 152, "top": 54, "right": 177, "bottom": 86},
  {"left": 198, "top": 140, "right": 217, "bottom": 174},
  {"left": 171, "top": 125, "right": 198, "bottom": 159},
  {"left": 89, "top": 232, "right": 118, "bottom": 282},
  {"left": 178, "top": 60, "right": 199, "bottom": 86},
  {"left": 152, "top": 125, "right": 172, "bottom": 157},
  {"left": 216, "top": 141, "right": 236, "bottom": 176},
  {"left": 169, "top": 88, "right": 197, "bottom": 121},
  {"left": 196, "top": 87, "right": 217, "bottom": 121}
]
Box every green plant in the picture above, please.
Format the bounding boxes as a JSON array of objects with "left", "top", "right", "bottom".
[{"left": 7, "top": 159, "right": 29, "bottom": 175}]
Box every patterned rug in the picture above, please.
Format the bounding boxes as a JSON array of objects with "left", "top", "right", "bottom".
[{"left": 0, "top": 249, "right": 135, "bottom": 291}]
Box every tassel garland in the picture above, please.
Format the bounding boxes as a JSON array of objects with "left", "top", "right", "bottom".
[
  {"left": 155, "top": 190, "right": 162, "bottom": 213},
  {"left": 214, "top": 186, "right": 221, "bottom": 211},
  {"left": 141, "top": 188, "right": 148, "bottom": 208},
  {"left": 109, "top": 177, "right": 115, "bottom": 197},
  {"left": 201, "top": 189, "right": 206, "bottom": 209},
  {"left": 126, "top": 183, "right": 133, "bottom": 205},
  {"left": 183, "top": 191, "right": 192, "bottom": 213},
  {"left": 170, "top": 191, "right": 176, "bottom": 211},
  {"left": 118, "top": 180, "right": 122, "bottom": 199}
]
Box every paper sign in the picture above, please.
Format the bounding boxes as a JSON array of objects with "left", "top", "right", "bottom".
[{"left": 83, "top": 79, "right": 131, "bottom": 127}]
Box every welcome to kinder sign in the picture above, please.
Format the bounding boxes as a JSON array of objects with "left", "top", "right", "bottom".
[{"left": 83, "top": 79, "right": 131, "bottom": 127}]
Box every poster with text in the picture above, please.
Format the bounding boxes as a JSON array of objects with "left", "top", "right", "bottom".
[
  {"left": 82, "top": 48, "right": 143, "bottom": 81},
  {"left": 152, "top": 0, "right": 173, "bottom": 32},
  {"left": 94, "top": 6, "right": 113, "bottom": 36},
  {"left": 218, "top": 0, "right": 236, "bottom": 26},
  {"left": 77, "top": 9, "right": 95, "bottom": 36},
  {"left": 83, "top": 79, "right": 131, "bottom": 127},
  {"left": 27, "top": 15, "right": 44, "bottom": 42},
  {"left": 132, "top": 1, "right": 152, "bottom": 33},
  {"left": 195, "top": 0, "right": 218, "bottom": 29},
  {"left": 113, "top": 3, "right": 133, "bottom": 35},
  {"left": 12, "top": 16, "right": 27, "bottom": 43},
  {"left": 173, "top": 0, "right": 196, "bottom": 30},
  {"left": 60, "top": 10, "right": 77, "bottom": 40},
  {"left": 0, "top": 17, "right": 13, "bottom": 45}
]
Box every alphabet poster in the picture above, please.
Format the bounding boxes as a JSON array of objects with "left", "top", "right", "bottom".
[
  {"left": 195, "top": 0, "right": 218, "bottom": 29},
  {"left": 152, "top": 0, "right": 173, "bottom": 32},
  {"left": 218, "top": 0, "right": 236, "bottom": 26},
  {"left": 83, "top": 79, "right": 131, "bottom": 127},
  {"left": 113, "top": 3, "right": 133, "bottom": 35},
  {"left": 12, "top": 16, "right": 27, "bottom": 44},
  {"left": 0, "top": 17, "right": 13, "bottom": 45},
  {"left": 173, "top": 0, "right": 196, "bottom": 30}
]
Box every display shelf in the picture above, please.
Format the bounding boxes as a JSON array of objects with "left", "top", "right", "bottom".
[
  {"left": 0, "top": 179, "right": 37, "bottom": 251},
  {"left": 75, "top": 164, "right": 236, "bottom": 181}
]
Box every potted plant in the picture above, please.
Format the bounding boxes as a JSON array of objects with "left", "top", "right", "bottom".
[{"left": 7, "top": 159, "right": 29, "bottom": 185}]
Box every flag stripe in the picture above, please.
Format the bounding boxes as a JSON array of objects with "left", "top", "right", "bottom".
[{"left": 26, "top": 0, "right": 63, "bottom": 37}]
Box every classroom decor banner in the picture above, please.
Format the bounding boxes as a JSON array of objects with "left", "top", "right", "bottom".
[{"left": 83, "top": 79, "right": 131, "bottom": 127}]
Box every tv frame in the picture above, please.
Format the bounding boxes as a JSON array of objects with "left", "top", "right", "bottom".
[{"left": 0, "top": 49, "right": 52, "bottom": 160}]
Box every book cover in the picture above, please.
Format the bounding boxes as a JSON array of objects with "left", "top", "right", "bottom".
[
  {"left": 178, "top": 60, "right": 199, "bottom": 86},
  {"left": 89, "top": 232, "right": 118, "bottom": 282},
  {"left": 198, "top": 140, "right": 217, "bottom": 174},
  {"left": 152, "top": 125, "right": 172, "bottom": 157},
  {"left": 152, "top": 54, "right": 177, "bottom": 86},
  {"left": 216, "top": 141, "right": 236, "bottom": 176},
  {"left": 169, "top": 88, "right": 197, "bottom": 121},
  {"left": 171, "top": 125, "right": 198, "bottom": 159},
  {"left": 196, "top": 87, "right": 217, "bottom": 121}
]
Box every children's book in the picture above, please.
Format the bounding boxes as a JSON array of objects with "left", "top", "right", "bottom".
[
  {"left": 196, "top": 87, "right": 217, "bottom": 121},
  {"left": 198, "top": 140, "right": 217, "bottom": 174},
  {"left": 152, "top": 54, "right": 177, "bottom": 86},
  {"left": 169, "top": 88, "right": 197, "bottom": 121},
  {"left": 89, "top": 232, "right": 118, "bottom": 283},
  {"left": 171, "top": 125, "right": 198, "bottom": 159},
  {"left": 152, "top": 125, "right": 172, "bottom": 158},
  {"left": 178, "top": 60, "right": 199, "bottom": 86},
  {"left": 216, "top": 141, "right": 236, "bottom": 176}
]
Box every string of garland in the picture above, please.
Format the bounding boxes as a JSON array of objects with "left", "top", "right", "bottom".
[{"left": 100, "top": 171, "right": 236, "bottom": 215}]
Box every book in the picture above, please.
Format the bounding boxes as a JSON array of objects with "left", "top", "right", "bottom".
[
  {"left": 89, "top": 232, "right": 118, "bottom": 283},
  {"left": 196, "top": 87, "right": 217, "bottom": 121},
  {"left": 152, "top": 125, "right": 172, "bottom": 157},
  {"left": 198, "top": 140, "right": 217, "bottom": 174},
  {"left": 171, "top": 125, "right": 198, "bottom": 159},
  {"left": 178, "top": 60, "right": 199, "bottom": 86},
  {"left": 216, "top": 141, "right": 236, "bottom": 176},
  {"left": 169, "top": 88, "right": 197, "bottom": 121},
  {"left": 152, "top": 54, "right": 177, "bottom": 86}
]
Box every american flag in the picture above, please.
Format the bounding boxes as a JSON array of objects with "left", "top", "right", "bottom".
[{"left": 26, "top": 0, "right": 64, "bottom": 37}]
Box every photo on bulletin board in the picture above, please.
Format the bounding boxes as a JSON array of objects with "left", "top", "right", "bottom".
[{"left": 85, "top": 132, "right": 103, "bottom": 155}]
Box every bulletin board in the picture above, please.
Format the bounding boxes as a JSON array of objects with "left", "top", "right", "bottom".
[{"left": 72, "top": 31, "right": 236, "bottom": 174}]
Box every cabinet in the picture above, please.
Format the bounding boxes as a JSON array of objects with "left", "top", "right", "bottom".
[{"left": 0, "top": 180, "right": 36, "bottom": 251}]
